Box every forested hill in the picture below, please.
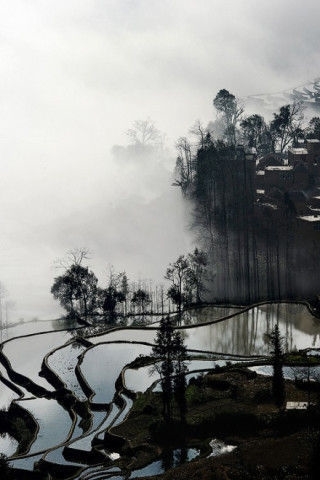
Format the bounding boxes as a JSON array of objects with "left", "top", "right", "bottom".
[{"left": 174, "top": 90, "right": 320, "bottom": 304}]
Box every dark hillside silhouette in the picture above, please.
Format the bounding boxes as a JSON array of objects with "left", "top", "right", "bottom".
[{"left": 175, "top": 93, "right": 320, "bottom": 304}]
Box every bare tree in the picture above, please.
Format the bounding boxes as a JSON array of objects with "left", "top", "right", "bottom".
[
  {"left": 54, "top": 248, "right": 91, "bottom": 270},
  {"left": 189, "top": 120, "right": 207, "bottom": 148},
  {"left": 126, "top": 118, "right": 163, "bottom": 146},
  {"left": 173, "top": 137, "right": 194, "bottom": 193}
]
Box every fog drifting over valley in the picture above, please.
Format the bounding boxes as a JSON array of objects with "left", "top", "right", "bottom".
[{"left": 0, "top": 0, "right": 320, "bottom": 321}]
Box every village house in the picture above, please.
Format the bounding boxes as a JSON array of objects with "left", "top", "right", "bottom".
[{"left": 254, "top": 139, "right": 320, "bottom": 231}]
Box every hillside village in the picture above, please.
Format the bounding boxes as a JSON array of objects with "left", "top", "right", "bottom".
[{"left": 253, "top": 138, "right": 320, "bottom": 232}]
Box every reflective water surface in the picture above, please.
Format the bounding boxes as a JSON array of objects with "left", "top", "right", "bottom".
[
  {"left": 88, "top": 303, "right": 320, "bottom": 355},
  {"left": 129, "top": 448, "right": 200, "bottom": 478},
  {"left": 47, "top": 341, "right": 88, "bottom": 401},
  {"left": 79, "top": 343, "right": 151, "bottom": 404},
  {"left": 3, "top": 331, "right": 73, "bottom": 390},
  {"left": 1, "top": 302, "right": 320, "bottom": 479},
  {"left": 15, "top": 397, "right": 73, "bottom": 456},
  {"left": 0, "top": 433, "right": 18, "bottom": 457},
  {"left": 0, "top": 379, "right": 19, "bottom": 410}
]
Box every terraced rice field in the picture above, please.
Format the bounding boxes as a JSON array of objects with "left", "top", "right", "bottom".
[{"left": 1, "top": 303, "right": 320, "bottom": 479}]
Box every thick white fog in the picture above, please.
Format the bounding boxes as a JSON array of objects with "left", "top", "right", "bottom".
[
  {"left": 0, "top": 144, "right": 193, "bottom": 321},
  {"left": 0, "top": 0, "right": 320, "bottom": 322}
]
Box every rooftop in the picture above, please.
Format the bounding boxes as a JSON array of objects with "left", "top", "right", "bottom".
[
  {"left": 288, "top": 148, "right": 308, "bottom": 155},
  {"left": 286, "top": 402, "right": 309, "bottom": 410},
  {"left": 265, "top": 166, "right": 293, "bottom": 171},
  {"left": 298, "top": 215, "right": 320, "bottom": 222},
  {"left": 260, "top": 202, "right": 278, "bottom": 210}
]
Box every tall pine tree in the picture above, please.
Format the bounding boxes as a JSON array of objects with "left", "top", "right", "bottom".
[{"left": 152, "top": 316, "right": 187, "bottom": 423}]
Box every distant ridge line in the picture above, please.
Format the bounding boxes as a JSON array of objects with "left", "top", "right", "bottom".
[{"left": 243, "top": 77, "right": 320, "bottom": 99}]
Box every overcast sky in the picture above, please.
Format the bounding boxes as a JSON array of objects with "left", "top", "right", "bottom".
[{"left": 0, "top": 0, "right": 319, "bottom": 321}]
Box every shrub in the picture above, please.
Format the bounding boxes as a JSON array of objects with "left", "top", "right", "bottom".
[
  {"left": 186, "top": 385, "right": 207, "bottom": 406},
  {"left": 0, "top": 454, "right": 13, "bottom": 479},
  {"left": 212, "top": 411, "right": 261, "bottom": 436},
  {"left": 204, "top": 377, "right": 231, "bottom": 391},
  {"left": 254, "top": 388, "right": 272, "bottom": 403}
]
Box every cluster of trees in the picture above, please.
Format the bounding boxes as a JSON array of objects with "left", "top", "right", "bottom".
[
  {"left": 175, "top": 89, "right": 320, "bottom": 194},
  {"left": 51, "top": 248, "right": 208, "bottom": 322},
  {"left": 51, "top": 250, "right": 149, "bottom": 321},
  {"left": 212, "top": 88, "right": 320, "bottom": 154},
  {"left": 151, "top": 316, "right": 187, "bottom": 423},
  {"left": 165, "top": 248, "right": 207, "bottom": 313},
  {"left": 51, "top": 263, "right": 150, "bottom": 322}
]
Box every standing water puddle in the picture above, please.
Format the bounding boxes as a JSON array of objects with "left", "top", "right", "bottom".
[
  {"left": 129, "top": 448, "right": 200, "bottom": 478},
  {"left": 0, "top": 433, "right": 18, "bottom": 457}
]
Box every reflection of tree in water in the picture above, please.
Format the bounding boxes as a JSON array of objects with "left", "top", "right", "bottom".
[
  {"left": 187, "top": 304, "right": 320, "bottom": 356},
  {"left": 131, "top": 316, "right": 149, "bottom": 327},
  {"left": 160, "top": 448, "right": 190, "bottom": 471},
  {"left": 174, "top": 447, "right": 188, "bottom": 465},
  {"left": 69, "top": 323, "right": 110, "bottom": 340},
  {"left": 161, "top": 448, "right": 174, "bottom": 471},
  {"left": 51, "top": 317, "right": 79, "bottom": 330},
  {"left": 181, "top": 311, "right": 193, "bottom": 326},
  {"left": 70, "top": 339, "right": 86, "bottom": 351}
]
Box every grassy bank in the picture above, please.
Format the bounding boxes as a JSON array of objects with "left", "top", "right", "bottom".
[{"left": 112, "top": 367, "right": 320, "bottom": 479}]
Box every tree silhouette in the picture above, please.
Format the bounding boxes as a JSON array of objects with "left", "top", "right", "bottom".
[
  {"left": 152, "top": 316, "right": 187, "bottom": 423},
  {"left": 0, "top": 454, "right": 13, "bottom": 479},
  {"left": 173, "top": 332, "right": 188, "bottom": 423},
  {"left": 131, "top": 288, "right": 151, "bottom": 314},
  {"left": 269, "top": 323, "right": 286, "bottom": 408},
  {"left": 270, "top": 102, "right": 303, "bottom": 152},
  {"left": 51, "top": 264, "right": 98, "bottom": 320},
  {"left": 165, "top": 255, "right": 189, "bottom": 313},
  {"left": 213, "top": 89, "right": 243, "bottom": 145}
]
